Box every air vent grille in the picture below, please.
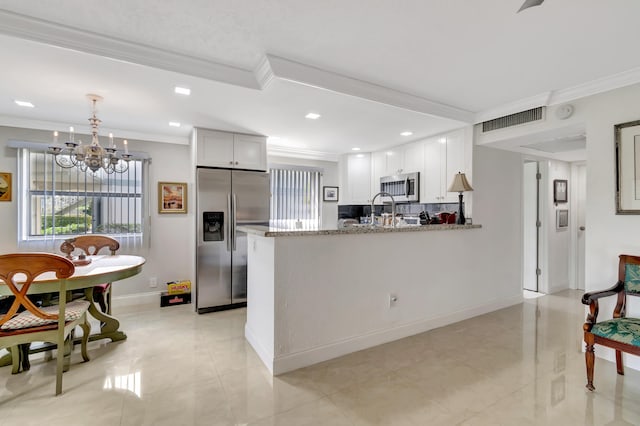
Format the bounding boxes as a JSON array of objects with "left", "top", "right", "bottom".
[{"left": 482, "top": 107, "right": 544, "bottom": 132}]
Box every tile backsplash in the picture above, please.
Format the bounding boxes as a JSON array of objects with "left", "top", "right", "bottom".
[{"left": 338, "top": 203, "right": 460, "bottom": 220}]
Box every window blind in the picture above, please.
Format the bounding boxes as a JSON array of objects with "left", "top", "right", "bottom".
[
  {"left": 269, "top": 168, "right": 321, "bottom": 230},
  {"left": 19, "top": 149, "right": 145, "bottom": 239}
]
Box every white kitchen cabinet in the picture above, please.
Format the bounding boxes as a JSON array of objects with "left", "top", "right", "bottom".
[
  {"left": 342, "top": 153, "right": 371, "bottom": 204},
  {"left": 233, "top": 134, "right": 267, "bottom": 171},
  {"left": 403, "top": 141, "right": 425, "bottom": 176},
  {"left": 195, "top": 128, "right": 267, "bottom": 171},
  {"left": 422, "top": 139, "right": 444, "bottom": 203},
  {"left": 422, "top": 129, "right": 467, "bottom": 203},
  {"left": 385, "top": 148, "right": 403, "bottom": 175},
  {"left": 370, "top": 151, "right": 386, "bottom": 204}
]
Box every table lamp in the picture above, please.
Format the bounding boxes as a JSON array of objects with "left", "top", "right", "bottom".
[{"left": 448, "top": 172, "right": 473, "bottom": 225}]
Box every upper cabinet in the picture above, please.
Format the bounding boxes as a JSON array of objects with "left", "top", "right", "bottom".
[
  {"left": 422, "top": 129, "right": 467, "bottom": 203},
  {"left": 402, "top": 141, "right": 425, "bottom": 175},
  {"left": 341, "top": 153, "right": 372, "bottom": 205},
  {"left": 339, "top": 126, "right": 471, "bottom": 206},
  {"left": 233, "top": 134, "right": 267, "bottom": 171},
  {"left": 194, "top": 128, "right": 267, "bottom": 171},
  {"left": 370, "top": 143, "right": 425, "bottom": 204}
]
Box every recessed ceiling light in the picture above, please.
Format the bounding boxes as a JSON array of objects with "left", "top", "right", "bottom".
[
  {"left": 439, "top": 137, "right": 447, "bottom": 144},
  {"left": 174, "top": 86, "right": 191, "bottom": 96},
  {"left": 169, "top": 121, "right": 181, "bottom": 127},
  {"left": 352, "top": 147, "right": 361, "bottom": 151},
  {"left": 400, "top": 131, "right": 413, "bottom": 136},
  {"left": 305, "top": 113, "right": 321, "bottom": 120},
  {"left": 356, "top": 154, "right": 365, "bottom": 158},
  {"left": 15, "top": 100, "right": 34, "bottom": 108}
]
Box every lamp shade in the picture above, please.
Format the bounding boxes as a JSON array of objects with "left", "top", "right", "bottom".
[{"left": 448, "top": 172, "right": 473, "bottom": 192}]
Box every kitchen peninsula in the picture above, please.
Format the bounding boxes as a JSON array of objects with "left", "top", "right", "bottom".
[{"left": 239, "top": 222, "right": 520, "bottom": 375}]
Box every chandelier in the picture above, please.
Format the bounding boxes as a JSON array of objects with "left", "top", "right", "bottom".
[{"left": 48, "top": 94, "right": 132, "bottom": 174}]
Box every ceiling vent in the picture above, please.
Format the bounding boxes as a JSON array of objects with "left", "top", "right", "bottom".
[{"left": 482, "top": 107, "right": 545, "bottom": 133}]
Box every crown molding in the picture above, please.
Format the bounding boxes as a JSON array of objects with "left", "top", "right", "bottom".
[
  {"left": 476, "top": 67, "right": 640, "bottom": 123},
  {"left": 0, "top": 9, "right": 260, "bottom": 90},
  {"left": 0, "top": 116, "right": 189, "bottom": 145},
  {"left": 548, "top": 66, "right": 640, "bottom": 105},
  {"left": 266, "top": 55, "right": 474, "bottom": 123},
  {"left": 267, "top": 144, "right": 340, "bottom": 162}
]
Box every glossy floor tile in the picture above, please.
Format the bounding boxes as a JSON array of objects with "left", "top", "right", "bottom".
[{"left": 2, "top": 290, "right": 640, "bottom": 425}]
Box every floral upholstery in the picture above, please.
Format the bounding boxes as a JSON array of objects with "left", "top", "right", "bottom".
[
  {"left": 0, "top": 300, "right": 90, "bottom": 331},
  {"left": 625, "top": 263, "right": 640, "bottom": 295},
  {"left": 591, "top": 317, "right": 640, "bottom": 346}
]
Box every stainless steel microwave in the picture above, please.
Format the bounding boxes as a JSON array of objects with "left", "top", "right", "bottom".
[{"left": 379, "top": 172, "right": 420, "bottom": 202}]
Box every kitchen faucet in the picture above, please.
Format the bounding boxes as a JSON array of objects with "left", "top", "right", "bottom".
[{"left": 370, "top": 192, "right": 396, "bottom": 228}]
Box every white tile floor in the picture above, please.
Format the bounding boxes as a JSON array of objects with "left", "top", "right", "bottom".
[{"left": 2, "top": 290, "right": 640, "bottom": 425}]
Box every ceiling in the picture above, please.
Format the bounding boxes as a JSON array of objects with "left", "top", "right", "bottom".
[{"left": 1, "top": 1, "right": 639, "bottom": 159}]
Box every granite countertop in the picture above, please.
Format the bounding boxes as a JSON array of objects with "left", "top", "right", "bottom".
[{"left": 238, "top": 223, "right": 481, "bottom": 237}]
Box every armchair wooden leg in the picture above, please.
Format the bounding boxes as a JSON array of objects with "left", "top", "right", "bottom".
[
  {"left": 615, "top": 350, "right": 624, "bottom": 375},
  {"left": 586, "top": 340, "right": 596, "bottom": 391}
]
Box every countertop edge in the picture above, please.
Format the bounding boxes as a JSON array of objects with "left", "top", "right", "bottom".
[{"left": 238, "top": 224, "right": 482, "bottom": 237}]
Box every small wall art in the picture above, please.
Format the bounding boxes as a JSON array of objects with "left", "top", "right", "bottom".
[
  {"left": 556, "top": 209, "right": 569, "bottom": 230},
  {"left": 158, "top": 182, "right": 187, "bottom": 214},
  {"left": 554, "top": 179, "right": 568, "bottom": 204},
  {"left": 0, "top": 172, "right": 11, "bottom": 202},
  {"left": 323, "top": 186, "right": 339, "bottom": 202}
]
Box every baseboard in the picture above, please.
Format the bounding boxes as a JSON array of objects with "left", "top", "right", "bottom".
[
  {"left": 269, "top": 294, "right": 523, "bottom": 375},
  {"left": 548, "top": 282, "right": 571, "bottom": 295},
  {"left": 245, "top": 324, "right": 275, "bottom": 374},
  {"left": 113, "top": 291, "right": 162, "bottom": 307}
]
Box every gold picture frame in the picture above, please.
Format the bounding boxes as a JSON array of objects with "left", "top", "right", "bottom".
[
  {"left": 158, "top": 182, "right": 187, "bottom": 214},
  {"left": 0, "top": 172, "right": 11, "bottom": 202}
]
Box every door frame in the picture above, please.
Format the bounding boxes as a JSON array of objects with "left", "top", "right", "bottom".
[{"left": 570, "top": 161, "right": 586, "bottom": 290}]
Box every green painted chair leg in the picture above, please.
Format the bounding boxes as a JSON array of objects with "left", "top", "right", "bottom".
[
  {"left": 80, "top": 317, "right": 91, "bottom": 362},
  {"left": 9, "top": 346, "right": 21, "bottom": 374}
]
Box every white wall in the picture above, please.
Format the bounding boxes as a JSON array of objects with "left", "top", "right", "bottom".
[
  {"left": 267, "top": 155, "right": 339, "bottom": 229},
  {"left": 247, "top": 144, "right": 524, "bottom": 373},
  {"left": 475, "top": 81, "right": 640, "bottom": 368},
  {"left": 542, "top": 159, "right": 571, "bottom": 294},
  {"left": 580, "top": 83, "right": 640, "bottom": 367},
  {"left": 0, "top": 126, "right": 194, "bottom": 300}
]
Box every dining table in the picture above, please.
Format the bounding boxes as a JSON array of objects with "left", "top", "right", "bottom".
[{"left": 0, "top": 254, "right": 146, "bottom": 367}]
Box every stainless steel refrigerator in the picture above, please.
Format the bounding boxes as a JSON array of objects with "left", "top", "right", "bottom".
[{"left": 196, "top": 167, "right": 270, "bottom": 313}]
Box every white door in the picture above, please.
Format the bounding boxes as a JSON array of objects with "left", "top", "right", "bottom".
[{"left": 523, "top": 161, "right": 539, "bottom": 292}]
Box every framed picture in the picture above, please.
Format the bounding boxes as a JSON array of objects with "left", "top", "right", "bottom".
[
  {"left": 323, "top": 186, "right": 339, "bottom": 202},
  {"left": 0, "top": 172, "right": 11, "bottom": 202},
  {"left": 553, "top": 179, "right": 568, "bottom": 203},
  {"left": 158, "top": 182, "right": 187, "bottom": 214},
  {"left": 615, "top": 120, "right": 640, "bottom": 214},
  {"left": 556, "top": 209, "right": 569, "bottom": 229}
]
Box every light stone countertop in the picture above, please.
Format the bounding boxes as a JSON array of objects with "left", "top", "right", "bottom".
[{"left": 237, "top": 223, "right": 481, "bottom": 237}]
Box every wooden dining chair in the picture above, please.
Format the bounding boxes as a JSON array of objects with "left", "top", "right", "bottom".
[
  {"left": 0, "top": 253, "right": 91, "bottom": 395},
  {"left": 61, "top": 235, "right": 120, "bottom": 314}
]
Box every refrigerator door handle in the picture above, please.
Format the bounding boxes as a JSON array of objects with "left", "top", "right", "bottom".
[
  {"left": 226, "top": 193, "right": 232, "bottom": 252},
  {"left": 232, "top": 193, "right": 237, "bottom": 251}
]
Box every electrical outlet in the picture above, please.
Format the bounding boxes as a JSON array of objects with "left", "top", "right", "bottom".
[
  {"left": 389, "top": 294, "right": 398, "bottom": 307},
  {"left": 149, "top": 277, "right": 158, "bottom": 288}
]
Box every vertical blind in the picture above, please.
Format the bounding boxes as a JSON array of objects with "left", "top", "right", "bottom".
[
  {"left": 269, "top": 168, "right": 321, "bottom": 230},
  {"left": 21, "top": 149, "right": 145, "bottom": 239}
]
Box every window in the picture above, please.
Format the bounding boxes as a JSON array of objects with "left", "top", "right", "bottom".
[
  {"left": 19, "top": 149, "right": 145, "bottom": 239},
  {"left": 269, "top": 167, "right": 321, "bottom": 230}
]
